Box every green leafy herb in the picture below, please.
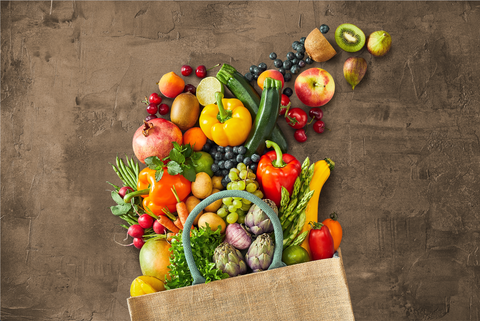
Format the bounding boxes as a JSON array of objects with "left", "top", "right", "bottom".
[
  {"left": 144, "top": 143, "right": 201, "bottom": 182},
  {"left": 164, "top": 225, "right": 229, "bottom": 290}
]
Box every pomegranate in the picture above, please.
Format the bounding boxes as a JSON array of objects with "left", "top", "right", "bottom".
[{"left": 132, "top": 118, "right": 183, "bottom": 164}]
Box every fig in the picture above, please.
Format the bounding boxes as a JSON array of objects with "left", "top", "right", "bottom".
[
  {"left": 343, "top": 57, "right": 367, "bottom": 90},
  {"left": 367, "top": 31, "right": 392, "bottom": 57}
]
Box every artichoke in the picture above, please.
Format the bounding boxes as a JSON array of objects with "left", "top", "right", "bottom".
[
  {"left": 245, "top": 233, "right": 275, "bottom": 272},
  {"left": 213, "top": 242, "right": 248, "bottom": 277},
  {"left": 245, "top": 199, "right": 278, "bottom": 236}
]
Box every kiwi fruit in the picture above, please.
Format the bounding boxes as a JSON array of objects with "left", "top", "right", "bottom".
[
  {"left": 304, "top": 28, "right": 337, "bottom": 62},
  {"left": 335, "top": 23, "right": 366, "bottom": 53}
]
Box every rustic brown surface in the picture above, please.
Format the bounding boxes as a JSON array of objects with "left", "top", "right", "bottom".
[{"left": 1, "top": 1, "right": 480, "bottom": 321}]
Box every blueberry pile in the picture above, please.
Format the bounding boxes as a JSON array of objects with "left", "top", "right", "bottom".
[{"left": 202, "top": 140, "right": 262, "bottom": 187}]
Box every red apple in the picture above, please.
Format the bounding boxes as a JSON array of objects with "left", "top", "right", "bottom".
[
  {"left": 294, "top": 68, "right": 335, "bottom": 107},
  {"left": 132, "top": 118, "right": 183, "bottom": 164}
]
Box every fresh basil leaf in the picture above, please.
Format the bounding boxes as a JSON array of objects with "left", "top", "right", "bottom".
[
  {"left": 182, "top": 165, "right": 197, "bottom": 182},
  {"left": 169, "top": 148, "right": 185, "bottom": 164},
  {"left": 184, "top": 144, "right": 193, "bottom": 158},
  {"left": 172, "top": 141, "right": 181, "bottom": 151},
  {"left": 145, "top": 156, "right": 163, "bottom": 170},
  {"left": 167, "top": 161, "right": 183, "bottom": 176},
  {"left": 110, "top": 204, "right": 131, "bottom": 215},
  {"left": 155, "top": 168, "right": 164, "bottom": 182},
  {"left": 111, "top": 191, "right": 125, "bottom": 205}
]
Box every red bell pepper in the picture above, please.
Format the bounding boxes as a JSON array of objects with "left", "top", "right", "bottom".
[
  {"left": 308, "top": 222, "right": 335, "bottom": 260},
  {"left": 256, "top": 140, "right": 301, "bottom": 207}
]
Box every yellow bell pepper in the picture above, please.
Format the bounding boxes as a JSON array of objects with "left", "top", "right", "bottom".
[{"left": 199, "top": 92, "right": 252, "bottom": 147}]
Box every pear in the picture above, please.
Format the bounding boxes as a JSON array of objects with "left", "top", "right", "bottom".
[{"left": 343, "top": 57, "right": 367, "bottom": 90}]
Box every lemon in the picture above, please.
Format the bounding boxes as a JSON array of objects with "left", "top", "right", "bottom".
[{"left": 196, "top": 77, "right": 224, "bottom": 106}]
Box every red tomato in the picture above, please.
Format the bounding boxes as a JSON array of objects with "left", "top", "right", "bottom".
[
  {"left": 280, "top": 94, "right": 291, "bottom": 116},
  {"left": 308, "top": 222, "right": 335, "bottom": 260},
  {"left": 286, "top": 108, "right": 308, "bottom": 129},
  {"left": 322, "top": 212, "right": 343, "bottom": 251}
]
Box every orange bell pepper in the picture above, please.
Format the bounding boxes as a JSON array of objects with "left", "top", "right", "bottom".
[
  {"left": 199, "top": 92, "right": 252, "bottom": 147},
  {"left": 125, "top": 167, "right": 191, "bottom": 216}
]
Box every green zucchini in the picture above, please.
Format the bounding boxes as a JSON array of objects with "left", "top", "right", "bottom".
[
  {"left": 243, "top": 77, "right": 282, "bottom": 156},
  {"left": 216, "top": 64, "right": 288, "bottom": 153}
]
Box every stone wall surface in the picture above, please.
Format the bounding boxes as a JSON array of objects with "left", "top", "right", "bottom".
[{"left": 1, "top": 1, "right": 479, "bottom": 320}]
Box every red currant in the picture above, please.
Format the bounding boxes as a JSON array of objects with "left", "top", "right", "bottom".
[
  {"left": 146, "top": 103, "right": 158, "bottom": 115},
  {"left": 195, "top": 65, "right": 207, "bottom": 78},
  {"left": 184, "top": 84, "right": 196, "bottom": 95},
  {"left": 309, "top": 107, "right": 323, "bottom": 120},
  {"left": 181, "top": 65, "right": 193, "bottom": 76},
  {"left": 145, "top": 114, "right": 158, "bottom": 122},
  {"left": 149, "top": 93, "right": 162, "bottom": 105},
  {"left": 313, "top": 120, "right": 325, "bottom": 134},
  {"left": 294, "top": 129, "right": 307, "bottom": 143},
  {"left": 158, "top": 103, "right": 170, "bottom": 115}
]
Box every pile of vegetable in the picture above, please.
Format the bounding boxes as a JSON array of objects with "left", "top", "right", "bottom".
[{"left": 105, "top": 23, "right": 392, "bottom": 297}]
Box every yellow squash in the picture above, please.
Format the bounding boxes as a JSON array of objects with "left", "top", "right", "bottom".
[{"left": 300, "top": 158, "right": 335, "bottom": 256}]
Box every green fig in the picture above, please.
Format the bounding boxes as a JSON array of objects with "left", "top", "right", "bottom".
[
  {"left": 367, "top": 31, "right": 392, "bottom": 57},
  {"left": 343, "top": 57, "right": 367, "bottom": 90}
]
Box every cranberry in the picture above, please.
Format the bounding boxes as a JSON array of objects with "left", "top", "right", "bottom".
[
  {"left": 195, "top": 65, "right": 207, "bottom": 78},
  {"left": 181, "top": 65, "right": 193, "bottom": 76},
  {"left": 294, "top": 129, "right": 307, "bottom": 143},
  {"left": 184, "top": 84, "right": 196, "bottom": 95},
  {"left": 146, "top": 103, "right": 158, "bottom": 115},
  {"left": 158, "top": 103, "right": 170, "bottom": 115},
  {"left": 309, "top": 107, "right": 323, "bottom": 120},
  {"left": 149, "top": 93, "right": 162, "bottom": 105},
  {"left": 313, "top": 120, "right": 325, "bottom": 134}
]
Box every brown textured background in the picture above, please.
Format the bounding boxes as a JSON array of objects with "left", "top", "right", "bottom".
[{"left": 2, "top": 1, "right": 479, "bottom": 320}]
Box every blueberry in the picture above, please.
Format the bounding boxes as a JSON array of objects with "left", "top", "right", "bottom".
[
  {"left": 214, "top": 152, "right": 223, "bottom": 160},
  {"left": 250, "top": 163, "right": 258, "bottom": 172},
  {"left": 305, "top": 57, "right": 313, "bottom": 64},
  {"left": 273, "top": 59, "right": 283, "bottom": 68},
  {"left": 249, "top": 65, "right": 257, "bottom": 73},
  {"left": 214, "top": 159, "right": 220, "bottom": 164},
  {"left": 224, "top": 161, "right": 234, "bottom": 170},
  {"left": 222, "top": 169, "right": 229, "bottom": 176},
  {"left": 217, "top": 146, "right": 224, "bottom": 153},
  {"left": 236, "top": 154, "right": 244, "bottom": 163},
  {"left": 224, "top": 176, "right": 231, "bottom": 183},
  {"left": 232, "top": 146, "right": 239, "bottom": 154},
  {"left": 202, "top": 143, "right": 211, "bottom": 152},
  {"left": 221, "top": 178, "right": 228, "bottom": 187},
  {"left": 211, "top": 163, "right": 219, "bottom": 173},
  {"left": 237, "top": 146, "right": 247, "bottom": 155},
  {"left": 299, "top": 37, "right": 306, "bottom": 44},
  {"left": 295, "top": 52, "right": 304, "bottom": 60},
  {"left": 291, "top": 66, "right": 300, "bottom": 74},
  {"left": 283, "top": 87, "right": 293, "bottom": 97},
  {"left": 225, "top": 146, "right": 233, "bottom": 153},
  {"left": 243, "top": 157, "right": 253, "bottom": 166},
  {"left": 269, "top": 52, "right": 277, "bottom": 60},
  {"left": 278, "top": 67, "right": 285, "bottom": 75},
  {"left": 252, "top": 66, "right": 260, "bottom": 75},
  {"left": 296, "top": 44, "right": 305, "bottom": 53},
  {"left": 244, "top": 72, "right": 254, "bottom": 82},
  {"left": 253, "top": 73, "right": 259, "bottom": 80},
  {"left": 286, "top": 52, "right": 295, "bottom": 60},
  {"left": 284, "top": 72, "right": 292, "bottom": 82},
  {"left": 298, "top": 60, "right": 306, "bottom": 68},
  {"left": 319, "top": 24, "right": 330, "bottom": 34},
  {"left": 292, "top": 41, "right": 300, "bottom": 50},
  {"left": 225, "top": 151, "right": 234, "bottom": 159},
  {"left": 283, "top": 60, "right": 293, "bottom": 70},
  {"left": 218, "top": 160, "right": 225, "bottom": 169},
  {"left": 251, "top": 153, "right": 261, "bottom": 162},
  {"left": 217, "top": 171, "right": 224, "bottom": 178},
  {"left": 210, "top": 146, "right": 217, "bottom": 154},
  {"left": 258, "top": 62, "right": 267, "bottom": 71},
  {"left": 291, "top": 58, "right": 298, "bottom": 65}
]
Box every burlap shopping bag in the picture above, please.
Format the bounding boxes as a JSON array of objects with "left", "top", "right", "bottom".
[{"left": 127, "top": 190, "right": 354, "bottom": 321}]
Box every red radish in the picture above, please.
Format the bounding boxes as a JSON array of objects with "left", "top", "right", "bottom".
[
  {"left": 133, "top": 238, "right": 145, "bottom": 249},
  {"left": 128, "top": 224, "right": 144, "bottom": 239},
  {"left": 153, "top": 220, "right": 167, "bottom": 234},
  {"left": 138, "top": 214, "right": 154, "bottom": 229},
  {"left": 118, "top": 186, "right": 134, "bottom": 198}
]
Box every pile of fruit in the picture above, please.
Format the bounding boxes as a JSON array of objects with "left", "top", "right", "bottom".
[{"left": 107, "top": 23, "right": 391, "bottom": 297}]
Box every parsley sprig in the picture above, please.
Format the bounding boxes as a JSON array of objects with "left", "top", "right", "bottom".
[{"left": 145, "top": 142, "right": 201, "bottom": 182}]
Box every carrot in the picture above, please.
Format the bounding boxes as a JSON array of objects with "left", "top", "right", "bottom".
[
  {"left": 174, "top": 217, "right": 184, "bottom": 230},
  {"left": 162, "top": 207, "right": 183, "bottom": 231},
  {"left": 171, "top": 186, "right": 189, "bottom": 227},
  {"left": 157, "top": 213, "right": 179, "bottom": 234}
]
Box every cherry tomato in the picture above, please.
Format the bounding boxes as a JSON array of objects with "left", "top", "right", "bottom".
[
  {"left": 279, "top": 94, "right": 291, "bottom": 116},
  {"left": 309, "top": 107, "right": 323, "bottom": 120},
  {"left": 313, "top": 120, "right": 325, "bottom": 134},
  {"left": 294, "top": 129, "right": 307, "bottom": 143},
  {"left": 149, "top": 93, "right": 162, "bottom": 105},
  {"left": 308, "top": 222, "right": 335, "bottom": 260},
  {"left": 286, "top": 108, "right": 308, "bottom": 129}
]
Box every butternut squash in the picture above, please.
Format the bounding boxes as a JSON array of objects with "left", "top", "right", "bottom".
[{"left": 300, "top": 158, "right": 335, "bottom": 256}]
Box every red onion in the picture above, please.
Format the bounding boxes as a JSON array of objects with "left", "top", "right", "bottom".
[{"left": 225, "top": 223, "right": 252, "bottom": 250}]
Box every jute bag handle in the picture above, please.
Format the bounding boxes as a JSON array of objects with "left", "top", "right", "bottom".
[{"left": 182, "top": 190, "right": 287, "bottom": 285}]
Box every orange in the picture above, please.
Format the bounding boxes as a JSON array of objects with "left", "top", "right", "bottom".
[{"left": 183, "top": 127, "right": 207, "bottom": 151}]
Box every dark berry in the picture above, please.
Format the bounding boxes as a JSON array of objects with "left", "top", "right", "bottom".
[
  {"left": 283, "top": 87, "right": 293, "bottom": 97},
  {"left": 210, "top": 146, "right": 217, "bottom": 154},
  {"left": 146, "top": 103, "right": 158, "bottom": 115},
  {"left": 181, "top": 65, "right": 193, "bottom": 76},
  {"left": 253, "top": 74, "right": 259, "bottom": 80},
  {"left": 286, "top": 52, "right": 295, "bottom": 60},
  {"left": 291, "top": 58, "right": 298, "bottom": 65},
  {"left": 237, "top": 146, "right": 247, "bottom": 155},
  {"left": 224, "top": 176, "right": 231, "bottom": 183},
  {"left": 252, "top": 66, "right": 260, "bottom": 75},
  {"left": 218, "top": 160, "right": 225, "bottom": 169},
  {"left": 298, "top": 60, "right": 306, "bottom": 68},
  {"left": 211, "top": 163, "right": 219, "bottom": 173},
  {"left": 184, "top": 84, "right": 196, "bottom": 95},
  {"left": 305, "top": 57, "right": 313, "bottom": 64},
  {"left": 250, "top": 163, "right": 258, "bottom": 172},
  {"left": 225, "top": 151, "right": 234, "bottom": 159},
  {"left": 244, "top": 72, "right": 254, "bottom": 82},
  {"left": 284, "top": 72, "right": 292, "bottom": 82},
  {"left": 251, "top": 154, "right": 261, "bottom": 163},
  {"left": 274, "top": 59, "right": 283, "bottom": 68},
  {"left": 214, "top": 152, "right": 223, "bottom": 160},
  {"left": 295, "top": 52, "right": 304, "bottom": 60},
  {"left": 224, "top": 160, "right": 234, "bottom": 170},
  {"left": 202, "top": 143, "right": 212, "bottom": 152},
  {"left": 320, "top": 24, "right": 330, "bottom": 34},
  {"left": 269, "top": 52, "right": 277, "bottom": 60},
  {"left": 221, "top": 178, "right": 228, "bottom": 187},
  {"left": 243, "top": 157, "right": 252, "bottom": 166},
  {"left": 232, "top": 146, "right": 239, "bottom": 154},
  {"left": 158, "top": 103, "right": 169, "bottom": 115},
  {"left": 278, "top": 68, "right": 285, "bottom": 75},
  {"left": 292, "top": 41, "right": 300, "bottom": 50},
  {"left": 299, "top": 37, "right": 306, "bottom": 44},
  {"left": 236, "top": 154, "right": 244, "bottom": 163},
  {"left": 225, "top": 146, "right": 233, "bottom": 153},
  {"left": 283, "top": 60, "right": 293, "bottom": 70},
  {"left": 296, "top": 44, "right": 305, "bottom": 53},
  {"left": 249, "top": 65, "right": 257, "bottom": 73},
  {"left": 258, "top": 62, "right": 267, "bottom": 72},
  {"left": 149, "top": 93, "right": 162, "bottom": 105},
  {"left": 217, "top": 146, "right": 225, "bottom": 153},
  {"left": 145, "top": 114, "right": 157, "bottom": 122},
  {"left": 221, "top": 169, "right": 229, "bottom": 176},
  {"left": 290, "top": 65, "right": 300, "bottom": 74}
]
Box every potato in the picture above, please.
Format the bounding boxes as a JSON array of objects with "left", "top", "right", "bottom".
[
  {"left": 198, "top": 212, "right": 226, "bottom": 233},
  {"left": 204, "top": 189, "right": 222, "bottom": 212},
  {"left": 212, "top": 176, "right": 224, "bottom": 190},
  {"left": 185, "top": 195, "right": 203, "bottom": 225},
  {"left": 191, "top": 172, "right": 213, "bottom": 199}
]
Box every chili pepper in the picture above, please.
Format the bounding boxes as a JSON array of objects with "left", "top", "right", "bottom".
[
  {"left": 256, "top": 140, "right": 301, "bottom": 207},
  {"left": 308, "top": 221, "right": 335, "bottom": 260},
  {"left": 124, "top": 167, "right": 191, "bottom": 216},
  {"left": 199, "top": 92, "right": 252, "bottom": 147}
]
